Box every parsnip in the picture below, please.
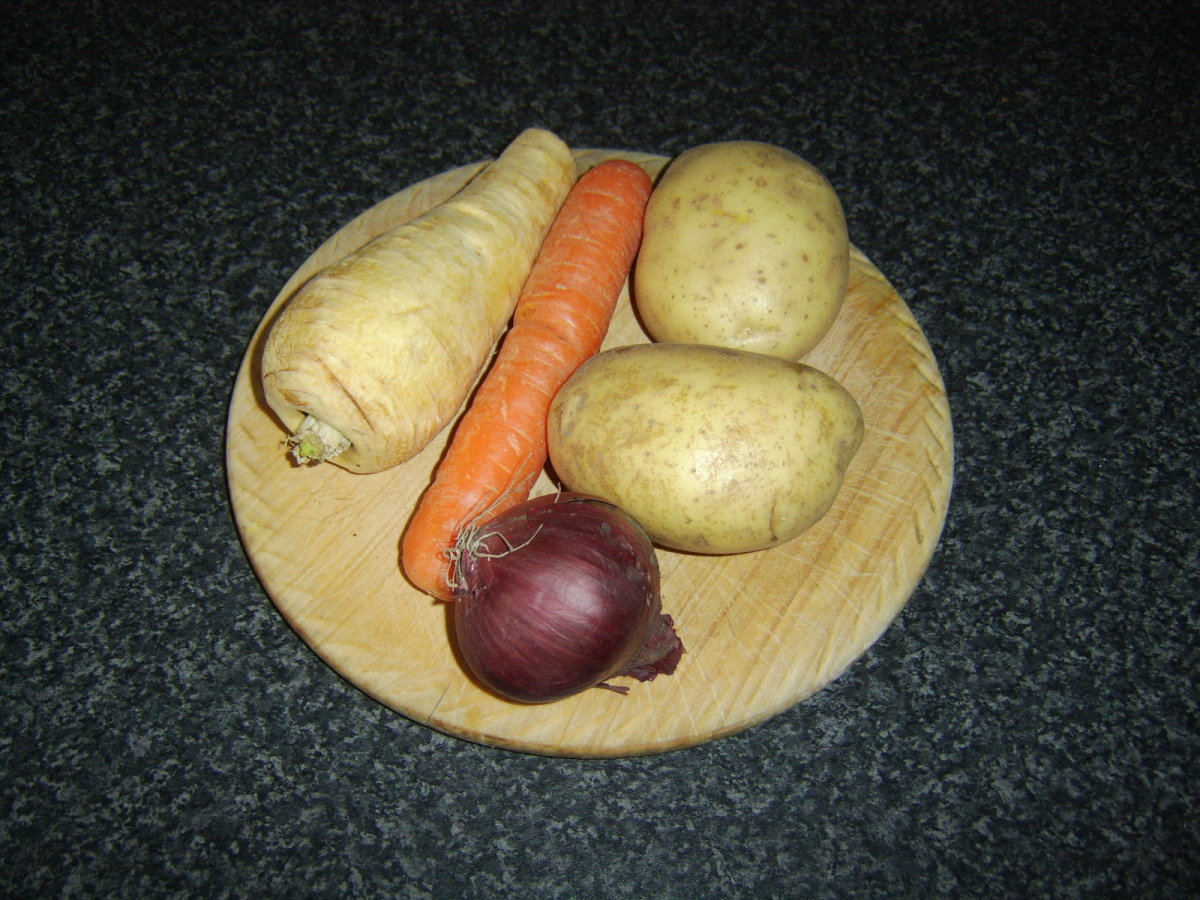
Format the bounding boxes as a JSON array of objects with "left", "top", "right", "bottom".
[{"left": 261, "top": 127, "right": 576, "bottom": 474}]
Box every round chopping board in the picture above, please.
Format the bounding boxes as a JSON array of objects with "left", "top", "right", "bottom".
[{"left": 225, "top": 148, "right": 954, "bottom": 757}]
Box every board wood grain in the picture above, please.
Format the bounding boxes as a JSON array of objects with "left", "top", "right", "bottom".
[{"left": 225, "top": 149, "right": 953, "bottom": 757}]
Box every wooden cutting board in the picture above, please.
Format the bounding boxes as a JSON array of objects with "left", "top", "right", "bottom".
[{"left": 225, "top": 149, "right": 954, "bottom": 757}]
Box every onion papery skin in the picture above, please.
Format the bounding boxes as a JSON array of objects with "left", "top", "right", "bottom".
[{"left": 452, "top": 493, "right": 680, "bottom": 703}]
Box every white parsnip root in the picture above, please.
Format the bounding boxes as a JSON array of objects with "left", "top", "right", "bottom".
[
  {"left": 287, "top": 414, "right": 351, "bottom": 465},
  {"left": 261, "top": 127, "right": 577, "bottom": 474}
]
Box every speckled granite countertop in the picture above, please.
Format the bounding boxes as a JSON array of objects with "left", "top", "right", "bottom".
[{"left": 3, "top": 1, "right": 1197, "bottom": 897}]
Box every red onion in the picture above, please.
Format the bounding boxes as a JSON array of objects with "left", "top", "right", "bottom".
[{"left": 451, "top": 493, "right": 684, "bottom": 703}]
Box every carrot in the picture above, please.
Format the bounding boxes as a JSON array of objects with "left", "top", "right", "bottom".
[{"left": 401, "top": 159, "right": 654, "bottom": 601}]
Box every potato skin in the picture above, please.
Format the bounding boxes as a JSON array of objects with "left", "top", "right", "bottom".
[
  {"left": 547, "top": 344, "right": 864, "bottom": 554},
  {"left": 633, "top": 141, "right": 849, "bottom": 360}
]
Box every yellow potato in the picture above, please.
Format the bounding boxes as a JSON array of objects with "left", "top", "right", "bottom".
[
  {"left": 546, "top": 344, "right": 864, "bottom": 554},
  {"left": 633, "top": 141, "right": 849, "bottom": 360}
]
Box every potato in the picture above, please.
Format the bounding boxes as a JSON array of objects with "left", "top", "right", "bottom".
[
  {"left": 633, "top": 141, "right": 849, "bottom": 360},
  {"left": 547, "top": 343, "right": 864, "bottom": 554}
]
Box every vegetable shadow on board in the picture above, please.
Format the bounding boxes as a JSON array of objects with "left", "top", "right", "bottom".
[{"left": 625, "top": 153, "right": 679, "bottom": 341}]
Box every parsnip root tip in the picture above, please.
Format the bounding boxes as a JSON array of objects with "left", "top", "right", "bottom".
[{"left": 287, "top": 414, "right": 351, "bottom": 465}]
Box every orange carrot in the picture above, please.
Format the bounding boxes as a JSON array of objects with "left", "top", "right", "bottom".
[{"left": 401, "top": 159, "right": 654, "bottom": 601}]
